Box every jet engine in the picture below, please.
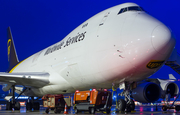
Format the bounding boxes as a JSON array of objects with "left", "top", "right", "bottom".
[
  {"left": 132, "top": 82, "right": 161, "bottom": 103},
  {"left": 2, "top": 84, "right": 24, "bottom": 95},
  {"left": 2, "top": 83, "right": 12, "bottom": 92},
  {"left": 158, "top": 79, "right": 179, "bottom": 99}
]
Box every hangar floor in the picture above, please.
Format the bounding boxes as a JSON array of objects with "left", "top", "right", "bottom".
[{"left": 0, "top": 105, "right": 179, "bottom": 115}]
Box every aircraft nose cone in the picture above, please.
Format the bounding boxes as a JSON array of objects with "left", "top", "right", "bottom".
[{"left": 151, "top": 25, "right": 176, "bottom": 55}]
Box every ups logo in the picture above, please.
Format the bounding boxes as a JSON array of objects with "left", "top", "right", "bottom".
[
  {"left": 7, "top": 39, "right": 11, "bottom": 61},
  {"left": 146, "top": 60, "right": 164, "bottom": 69}
]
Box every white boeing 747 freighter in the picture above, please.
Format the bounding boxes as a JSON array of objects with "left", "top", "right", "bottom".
[{"left": 1, "top": 2, "right": 180, "bottom": 112}]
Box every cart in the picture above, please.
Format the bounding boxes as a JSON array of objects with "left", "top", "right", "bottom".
[{"left": 42, "top": 94, "right": 71, "bottom": 114}]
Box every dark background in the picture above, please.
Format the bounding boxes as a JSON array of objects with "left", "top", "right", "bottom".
[{"left": 0, "top": 0, "right": 180, "bottom": 94}]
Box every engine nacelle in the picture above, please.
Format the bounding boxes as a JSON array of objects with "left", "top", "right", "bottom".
[
  {"left": 158, "top": 79, "right": 179, "bottom": 99},
  {"left": 132, "top": 82, "right": 161, "bottom": 103}
]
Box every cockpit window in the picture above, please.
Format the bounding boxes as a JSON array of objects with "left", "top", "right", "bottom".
[
  {"left": 124, "top": 8, "right": 128, "bottom": 12},
  {"left": 118, "top": 6, "right": 144, "bottom": 15},
  {"left": 118, "top": 9, "right": 124, "bottom": 14},
  {"left": 128, "top": 6, "right": 142, "bottom": 11}
]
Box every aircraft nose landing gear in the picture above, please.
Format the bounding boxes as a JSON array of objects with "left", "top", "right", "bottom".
[
  {"left": 117, "top": 94, "right": 135, "bottom": 112},
  {"left": 116, "top": 82, "right": 135, "bottom": 112}
]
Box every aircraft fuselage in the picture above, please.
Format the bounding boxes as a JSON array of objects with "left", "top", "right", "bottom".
[{"left": 9, "top": 3, "right": 176, "bottom": 96}]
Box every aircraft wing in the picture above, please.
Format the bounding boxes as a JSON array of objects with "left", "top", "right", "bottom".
[
  {"left": 0, "top": 72, "right": 49, "bottom": 88},
  {"left": 146, "top": 74, "right": 177, "bottom": 83}
]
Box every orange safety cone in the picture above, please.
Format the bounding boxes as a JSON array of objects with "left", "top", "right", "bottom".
[{"left": 64, "top": 103, "right": 68, "bottom": 114}]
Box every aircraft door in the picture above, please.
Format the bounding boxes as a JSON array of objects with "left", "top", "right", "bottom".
[{"left": 99, "top": 12, "right": 110, "bottom": 26}]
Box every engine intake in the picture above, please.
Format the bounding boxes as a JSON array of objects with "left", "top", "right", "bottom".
[
  {"left": 167, "top": 83, "right": 178, "bottom": 96},
  {"left": 159, "top": 80, "right": 179, "bottom": 99},
  {"left": 132, "top": 82, "right": 161, "bottom": 103}
]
